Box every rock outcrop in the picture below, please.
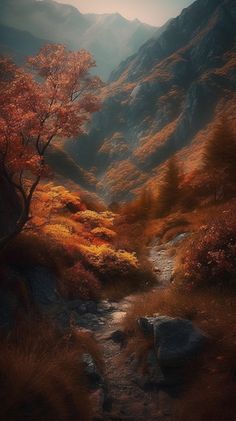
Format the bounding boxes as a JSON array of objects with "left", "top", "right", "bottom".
[{"left": 138, "top": 315, "right": 207, "bottom": 367}]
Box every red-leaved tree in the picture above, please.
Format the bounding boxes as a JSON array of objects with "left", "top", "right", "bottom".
[{"left": 0, "top": 44, "right": 101, "bottom": 247}]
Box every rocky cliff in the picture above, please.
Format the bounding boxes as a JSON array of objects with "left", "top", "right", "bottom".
[{"left": 67, "top": 0, "right": 236, "bottom": 201}]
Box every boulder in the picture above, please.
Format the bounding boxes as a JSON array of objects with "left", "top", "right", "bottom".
[{"left": 138, "top": 315, "right": 207, "bottom": 367}]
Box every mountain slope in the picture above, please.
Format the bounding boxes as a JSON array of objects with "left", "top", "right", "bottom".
[
  {"left": 66, "top": 0, "right": 236, "bottom": 201},
  {"left": 0, "top": 0, "right": 156, "bottom": 79},
  {"left": 0, "top": 24, "right": 51, "bottom": 64}
]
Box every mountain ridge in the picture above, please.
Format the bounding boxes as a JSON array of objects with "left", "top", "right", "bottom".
[
  {"left": 66, "top": 0, "right": 236, "bottom": 201},
  {"left": 0, "top": 0, "right": 157, "bottom": 79}
]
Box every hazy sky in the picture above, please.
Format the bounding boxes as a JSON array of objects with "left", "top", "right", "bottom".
[{"left": 56, "top": 0, "right": 195, "bottom": 26}]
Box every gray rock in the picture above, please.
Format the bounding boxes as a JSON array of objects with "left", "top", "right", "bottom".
[
  {"left": 77, "top": 313, "right": 100, "bottom": 329},
  {"left": 82, "top": 353, "right": 103, "bottom": 389},
  {"left": 86, "top": 301, "right": 98, "bottom": 314},
  {"left": 138, "top": 315, "right": 160, "bottom": 336},
  {"left": 97, "top": 300, "right": 115, "bottom": 313},
  {"left": 138, "top": 315, "right": 207, "bottom": 367},
  {"left": 169, "top": 232, "right": 190, "bottom": 246},
  {"left": 109, "top": 329, "right": 126, "bottom": 346}
]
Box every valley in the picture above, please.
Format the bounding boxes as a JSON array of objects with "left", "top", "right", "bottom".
[
  {"left": 66, "top": 0, "right": 236, "bottom": 202},
  {"left": 0, "top": 0, "right": 156, "bottom": 79},
  {"left": 0, "top": 0, "right": 235, "bottom": 420}
]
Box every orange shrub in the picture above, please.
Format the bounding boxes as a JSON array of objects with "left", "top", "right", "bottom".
[
  {"left": 177, "top": 203, "right": 236, "bottom": 290},
  {"left": 60, "top": 262, "right": 101, "bottom": 300}
]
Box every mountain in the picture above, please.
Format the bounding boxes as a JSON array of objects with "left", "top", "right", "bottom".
[
  {"left": 0, "top": 24, "right": 51, "bottom": 64},
  {"left": 66, "top": 0, "right": 236, "bottom": 201},
  {"left": 0, "top": 0, "right": 156, "bottom": 79}
]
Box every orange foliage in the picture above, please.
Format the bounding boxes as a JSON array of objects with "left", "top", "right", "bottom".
[
  {"left": 60, "top": 262, "right": 101, "bottom": 300},
  {"left": 175, "top": 201, "right": 236, "bottom": 290},
  {"left": 0, "top": 45, "right": 101, "bottom": 245}
]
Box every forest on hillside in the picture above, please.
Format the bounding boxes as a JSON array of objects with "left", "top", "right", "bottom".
[{"left": 0, "top": 1, "right": 236, "bottom": 420}]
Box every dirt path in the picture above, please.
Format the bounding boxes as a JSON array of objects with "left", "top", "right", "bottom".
[
  {"left": 148, "top": 238, "right": 175, "bottom": 287},
  {"left": 78, "top": 239, "right": 177, "bottom": 420},
  {"left": 93, "top": 296, "right": 173, "bottom": 420}
]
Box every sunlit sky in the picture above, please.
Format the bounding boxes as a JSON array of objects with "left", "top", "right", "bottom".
[{"left": 56, "top": 0, "right": 195, "bottom": 26}]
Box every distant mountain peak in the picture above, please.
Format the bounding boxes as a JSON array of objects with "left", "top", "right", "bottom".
[{"left": 0, "top": 0, "right": 156, "bottom": 79}]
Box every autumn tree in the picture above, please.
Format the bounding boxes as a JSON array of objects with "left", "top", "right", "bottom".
[
  {"left": 203, "top": 118, "right": 236, "bottom": 201},
  {"left": 156, "top": 156, "right": 181, "bottom": 216},
  {"left": 0, "top": 44, "right": 101, "bottom": 247}
]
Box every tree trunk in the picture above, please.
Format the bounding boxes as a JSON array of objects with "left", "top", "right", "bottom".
[{"left": 0, "top": 176, "right": 28, "bottom": 250}]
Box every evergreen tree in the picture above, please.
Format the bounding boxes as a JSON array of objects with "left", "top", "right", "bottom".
[
  {"left": 156, "top": 157, "right": 181, "bottom": 216},
  {"left": 138, "top": 188, "right": 154, "bottom": 218},
  {"left": 203, "top": 118, "right": 236, "bottom": 201}
]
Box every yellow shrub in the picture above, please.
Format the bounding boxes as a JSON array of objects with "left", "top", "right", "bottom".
[
  {"left": 73, "top": 210, "right": 114, "bottom": 228},
  {"left": 91, "top": 227, "right": 117, "bottom": 241},
  {"left": 43, "top": 223, "right": 72, "bottom": 240},
  {"left": 78, "top": 244, "right": 139, "bottom": 280}
]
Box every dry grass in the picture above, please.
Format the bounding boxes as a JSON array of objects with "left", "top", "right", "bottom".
[
  {"left": 141, "top": 199, "right": 236, "bottom": 248},
  {"left": 173, "top": 355, "right": 236, "bottom": 421},
  {"left": 0, "top": 318, "right": 102, "bottom": 421},
  {"left": 101, "top": 256, "right": 156, "bottom": 300}
]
